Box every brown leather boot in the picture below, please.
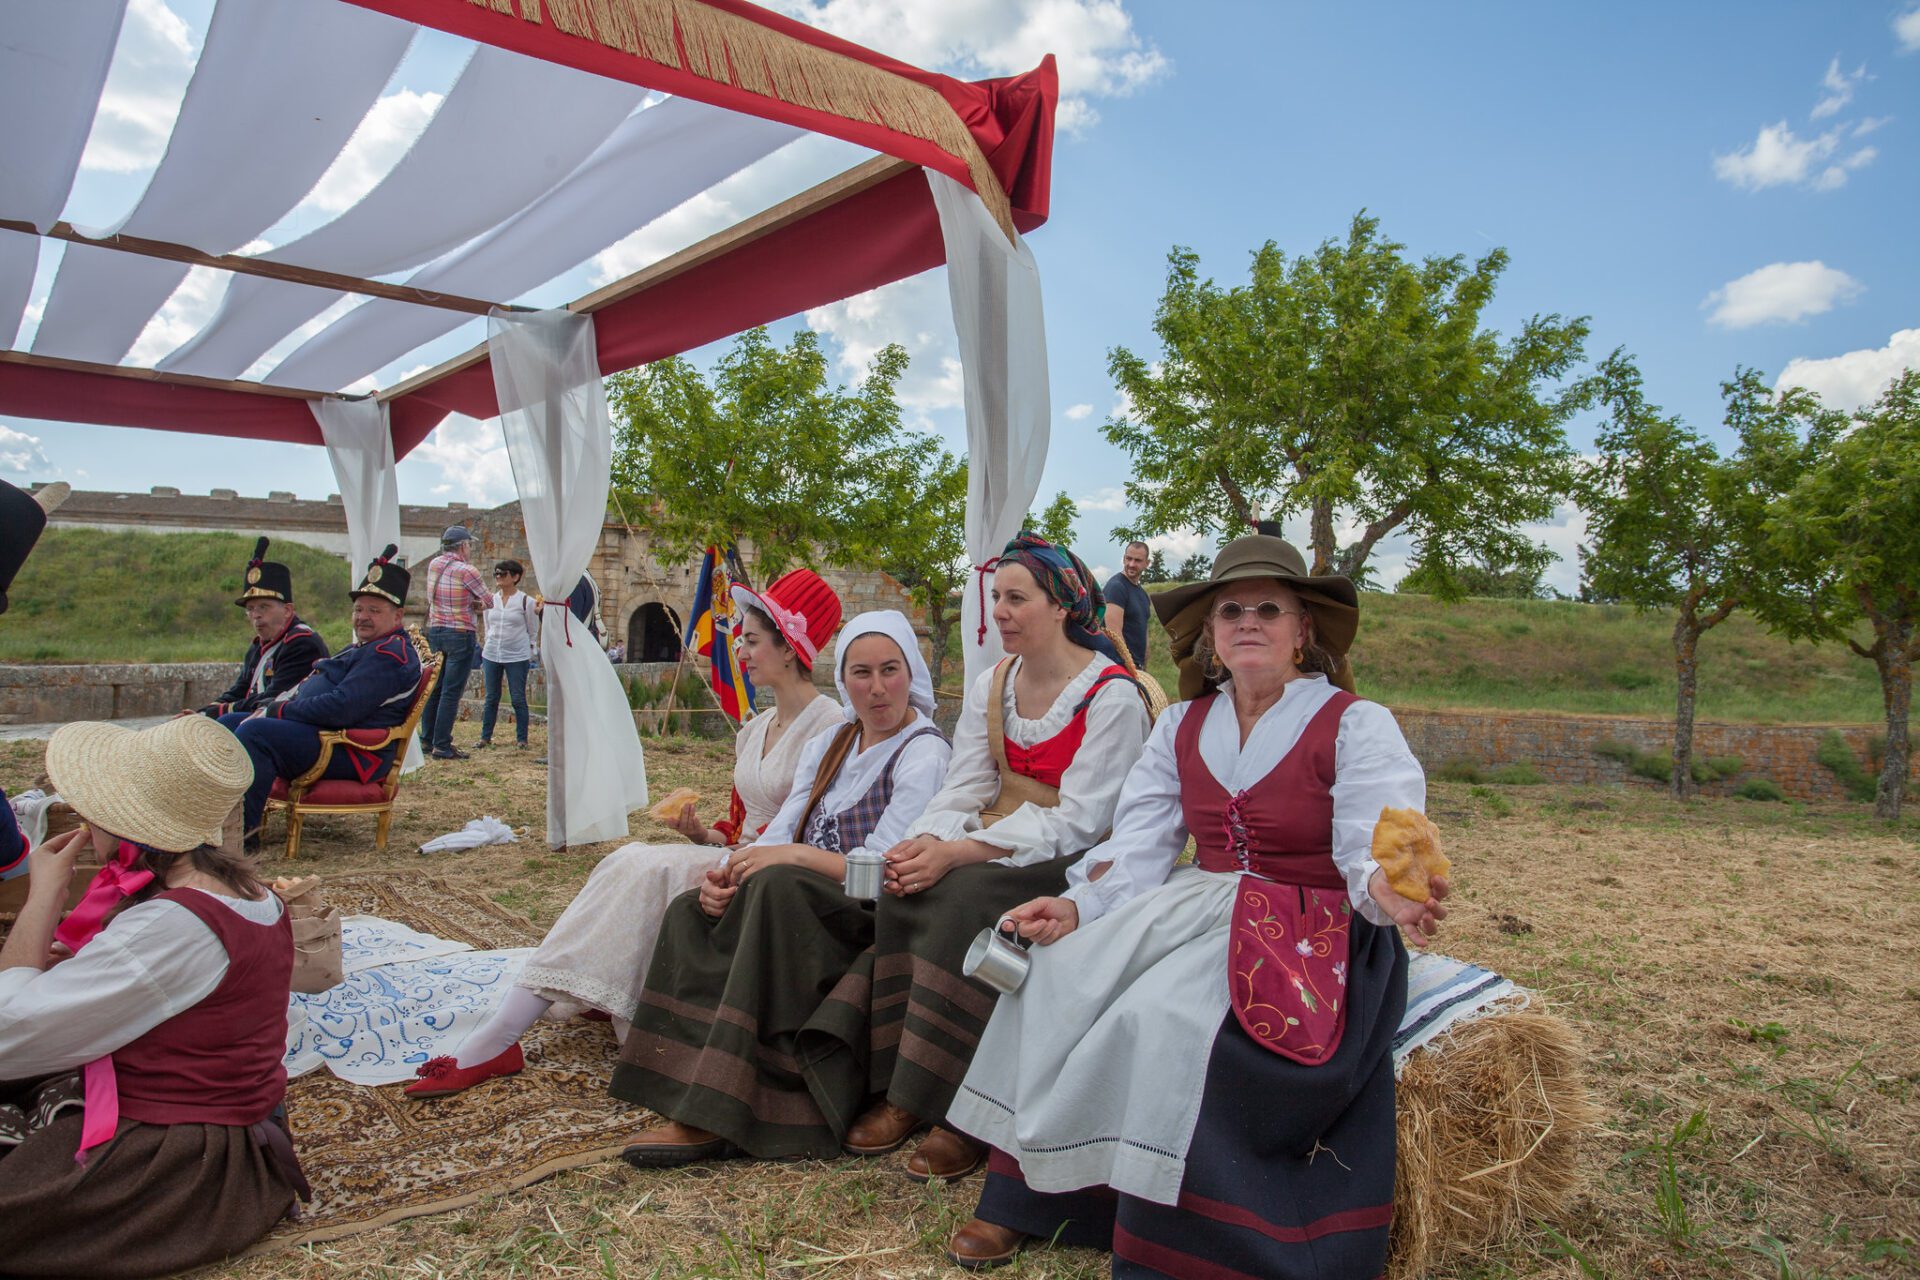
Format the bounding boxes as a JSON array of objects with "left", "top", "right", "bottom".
[
  {"left": 906, "top": 1126, "right": 986, "bottom": 1181},
  {"left": 945, "top": 1218, "right": 1026, "bottom": 1269},
  {"left": 843, "top": 1101, "right": 924, "bottom": 1155},
  {"left": 618, "top": 1120, "right": 738, "bottom": 1169}
]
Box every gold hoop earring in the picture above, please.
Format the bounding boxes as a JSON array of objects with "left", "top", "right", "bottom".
[
  {"left": 1202, "top": 652, "right": 1224, "bottom": 680},
  {"left": 1292, "top": 647, "right": 1304, "bottom": 665}
]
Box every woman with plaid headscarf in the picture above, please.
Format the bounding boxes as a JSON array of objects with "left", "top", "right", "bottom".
[{"left": 815, "top": 532, "right": 1158, "bottom": 1182}]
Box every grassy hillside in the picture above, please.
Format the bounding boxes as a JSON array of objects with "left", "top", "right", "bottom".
[
  {"left": 1, "top": 529, "right": 358, "bottom": 662},
  {"left": 1, "top": 532, "right": 1885, "bottom": 724},
  {"left": 1137, "top": 587, "right": 1881, "bottom": 725}
]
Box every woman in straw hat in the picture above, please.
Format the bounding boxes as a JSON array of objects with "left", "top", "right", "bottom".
[
  {"left": 939, "top": 533, "right": 1448, "bottom": 1276},
  {"left": 830, "top": 532, "right": 1158, "bottom": 1183},
  {"left": 409, "top": 569, "right": 848, "bottom": 1098},
  {"left": 0, "top": 715, "right": 307, "bottom": 1278},
  {"left": 611, "top": 609, "right": 951, "bottom": 1165}
]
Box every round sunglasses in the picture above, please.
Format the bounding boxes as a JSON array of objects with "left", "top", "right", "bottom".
[{"left": 1211, "top": 600, "right": 1302, "bottom": 624}]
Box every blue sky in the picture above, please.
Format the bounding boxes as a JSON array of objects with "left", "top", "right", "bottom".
[{"left": 5, "top": 1, "right": 1916, "bottom": 591}]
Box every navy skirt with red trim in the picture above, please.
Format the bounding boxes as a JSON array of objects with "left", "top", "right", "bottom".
[{"left": 976, "top": 916, "right": 1407, "bottom": 1280}]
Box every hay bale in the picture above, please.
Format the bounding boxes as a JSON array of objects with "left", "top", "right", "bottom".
[{"left": 1390, "top": 1005, "right": 1598, "bottom": 1279}]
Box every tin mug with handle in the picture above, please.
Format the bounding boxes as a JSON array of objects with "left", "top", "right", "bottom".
[
  {"left": 842, "top": 847, "right": 886, "bottom": 900},
  {"left": 962, "top": 916, "right": 1034, "bottom": 994}
]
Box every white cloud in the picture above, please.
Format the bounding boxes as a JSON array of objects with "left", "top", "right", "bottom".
[
  {"left": 126, "top": 264, "right": 230, "bottom": 364},
  {"left": 1712, "top": 121, "right": 1876, "bottom": 191},
  {"left": 1811, "top": 57, "right": 1867, "bottom": 119},
  {"left": 400, "top": 414, "right": 518, "bottom": 506},
  {"left": 1075, "top": 485, "right": 1129, "bottom": 512},
  {"left": 0, "top": 426, "right": 50, "bottom": 475},
  {"left": 1896, "top": 7, "right": 1920, "bottom": 54},
  {"left": 1703, "top": 261, "right": 1863, "bottom": 328},
  {"left": 75, "top": 0, "right": 196, "bottom": 175},
  {"left": 1144, "top": 528, "right": 1206, "bottom": 561},
  {"left": 766, "top": 0, "right": 1169, "bottom": 137},
  {"left": 806, "top": 272, "right": 964, "bottom": 413},
  {"left": 1776, "top": 328, "right": 1920, "bottom": 411},
  {"left": 1852, "top": 115, "right": 1894, "bottom": 136},
  {"left": 301, "top": 90, "right": 444, "bottom": 216},
  {"left": 1064, "top": 402, "right": 1094, "bottom": 420}
]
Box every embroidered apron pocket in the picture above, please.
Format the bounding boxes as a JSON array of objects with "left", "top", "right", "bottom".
[{"left": 1226, "top": 878, "right": 1352, "bottom": 1065}]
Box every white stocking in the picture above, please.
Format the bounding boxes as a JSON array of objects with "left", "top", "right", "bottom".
[{"left": 454, "top": 986, "right": 551, "bottom": 1067}]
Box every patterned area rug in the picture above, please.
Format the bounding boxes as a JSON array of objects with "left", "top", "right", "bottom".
[{"left": 261, "top": 875, "right": 647, "bottom": 1249}]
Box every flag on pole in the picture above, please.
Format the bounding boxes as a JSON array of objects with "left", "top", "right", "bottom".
[{"left": 684, "top": 545, "right": 755, "bottom": 724}]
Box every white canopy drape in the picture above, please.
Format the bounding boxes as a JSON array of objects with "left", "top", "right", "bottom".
[
  {"left": 927, "top": 171, "right": 1052, "bottom": 687},
  {"left": 488, "top": 308, "right": 649, "bottom": 847}
]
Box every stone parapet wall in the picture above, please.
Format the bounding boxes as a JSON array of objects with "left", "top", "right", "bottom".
[
  {"left": 0, "top": 662, "right": 235, "bottom": 723},
  {"left": 1394, "top": 708, "right": 1907, "bottom": 803}
]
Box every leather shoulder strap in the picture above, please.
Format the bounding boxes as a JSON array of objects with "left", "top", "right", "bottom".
[
  {"left": 789, "top": 721, "right": 862, "bottom": 844},
  {"left": 985, "top": 658, "right": 1015, "bottom": 777}
]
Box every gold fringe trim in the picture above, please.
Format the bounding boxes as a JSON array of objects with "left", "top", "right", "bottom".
[{"left": 465, "top": 0, "right": 1017, "bottom": 239}]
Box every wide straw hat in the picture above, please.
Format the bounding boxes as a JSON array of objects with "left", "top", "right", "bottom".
[
  {"left": 732, "top": 569, "right": 843, "bottom": 670},
  {"left": 46, "top": 715, "right": 255, "bottom": 852},
  {"left": 1153, "top": 534, "right": 1360, "bottom": 700}
]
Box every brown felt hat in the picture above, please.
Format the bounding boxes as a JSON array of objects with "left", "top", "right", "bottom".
[{"left": 1152, "top": 534, "right": 1359, "bottom": 699}]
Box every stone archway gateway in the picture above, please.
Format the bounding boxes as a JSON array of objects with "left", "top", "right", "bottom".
[{"left": 628, "top": 601, "right": 683, "bottom": 664}]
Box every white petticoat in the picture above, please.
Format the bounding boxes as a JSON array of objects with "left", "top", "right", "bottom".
[
  {"left": 945, "top": 865, "right": 1238, "bottom": 1206},
  {"left": 515, "top": 840, "right": 718, "bottom": 1022}
]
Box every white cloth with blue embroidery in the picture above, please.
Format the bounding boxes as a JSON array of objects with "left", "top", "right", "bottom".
[{"left": 284, "top": 915, "right": 530, "bottom": 1085}]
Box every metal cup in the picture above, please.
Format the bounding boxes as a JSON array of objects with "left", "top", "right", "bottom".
[
  {"left": 962, "top": 917, "right": 1034, "bottom": 994},
  {"left": 842, "top": 848, "right": 886, "bottom": 900}
]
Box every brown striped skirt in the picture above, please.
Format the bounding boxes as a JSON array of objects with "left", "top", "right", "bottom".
[
  {"left": 0, "top": 1111, "right": 298, "bottom": 1278},
  {"left": 799, "top": 853, "right": 1080, "bottom": 1126},
  {"left": 609, "top": 863, "right": 877, "bottom": 1158}
]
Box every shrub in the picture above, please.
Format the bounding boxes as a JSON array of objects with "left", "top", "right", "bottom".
[
  {"left": 1695, "top": 755, "right": 1744, "bottom": 783},
  {"left": 1489, "top": 762, "right": 1546, "bottom": 785},
  {"left": 1815, "top": 731, "right": 1878, "bottom": 802},
  {"left": 1630, "top": 750, "right": 1674, "bottom": 783},
  {"left": 1735, "top": 778, "right": 1785, "bottom": 803},
  {"left": 1606, "top": 666, "right": 1658, "bottom": 690},
  {"left": 1594, "top": 739, "right": 1640, "bottom": 765},
  {"left": 1594, "top": 740, "right": 1743, "bottom": 785},
  {"left": 1436, "top": 758, "right": 1486, "bottom": 783}
]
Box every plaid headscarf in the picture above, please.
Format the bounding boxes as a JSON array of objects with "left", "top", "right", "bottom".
[{"left": 981, "top": 531, "right": 1116, "bottom": 656}]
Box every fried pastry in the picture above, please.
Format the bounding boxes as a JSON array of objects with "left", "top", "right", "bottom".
[
  {"left": 647, "top": 786, "right": 701, "bottom": 825},
  {"left": 1371, "top": 807, "right": 1449, "bottom": 903}
]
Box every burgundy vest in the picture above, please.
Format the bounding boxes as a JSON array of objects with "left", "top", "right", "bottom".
[
  {"left": 1175, "top": 688, "right": 1356, "bottom": 890},
  {"left": 112, "top": 888, "right": 294, "bottom": 1127}
]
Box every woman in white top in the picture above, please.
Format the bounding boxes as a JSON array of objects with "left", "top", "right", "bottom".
[
  {"left": 834, "top": 532, "right": 1156, "bottom": 1182},
  {"left": 940, "top": 535, "right": 1447, "bottom": 1275},
  {"left": 611, "top": 609, "right": 952, "bottom": 1165},
  {"left": 477, "top": 558, "right": 539, "bottom": 749},
  {"left": 408, "top": 570, "right": 846, "bottom": 1098},
  {"left": 0, "top": 715, "right": 305, "bottom": 1277}
]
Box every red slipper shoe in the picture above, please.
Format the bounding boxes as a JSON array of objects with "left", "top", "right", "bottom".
[{"left": 403, "top": 1044, "right": 524, "bottom": 1098}]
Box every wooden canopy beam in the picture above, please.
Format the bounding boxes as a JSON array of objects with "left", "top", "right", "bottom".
[
  {"left": 0, "top": 349, "right": 336, "bottom": 401},
  {"left": 0, "top": 220, "right": 518, "bottom": 317}
]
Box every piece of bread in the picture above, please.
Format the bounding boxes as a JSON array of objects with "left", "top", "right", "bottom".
[
  {"left": 647, "top": 787, "right": 701, "bottom": 825},
  {"left": 1371, "top": 807, "right": 1450, "bottom": 904}
]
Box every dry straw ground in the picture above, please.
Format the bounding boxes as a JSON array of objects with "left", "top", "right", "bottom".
[{"left": 3, "top": 723, "right": 1915, "bottom": 1280}]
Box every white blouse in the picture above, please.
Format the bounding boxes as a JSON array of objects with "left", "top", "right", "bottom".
[
  {"left": 749, "top": 711, "right": 952, "bottom": 861},
  {"left": 903, "top": 652, "right": 1151, "bottom": 866},
  {"left": 482, "top": 589, "right": 540, "bottom": 663},
  {"left": 1060, "top": 675, "right": 1425, "bottom": 930},
  {"left": 731, "top": 695, "right": 844, "bottom": 836},
  {"left": 0, "top": 887, "right": 285, "bottom": 1079}
]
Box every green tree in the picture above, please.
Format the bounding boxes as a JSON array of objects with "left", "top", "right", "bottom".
[
  {"left": 1104, "top": 213, "right": 1589, "bottom": 587},
  {"left": 1023, "top": 490, "right": 1079, "bottom": 548},
  {"left": 1174, "top": 552, "right": 1213, "bottom": 582},
  {"left": 1397, "top": 546, "right": 1553, "bottom": 599},
  {"left": 1758, "top": 371, "right": 1920, "bottom": 819},
  {"left": 1578, "top": 355, "right": 1830, "bottom": 797},
  {"left": 878, "top": 449, "right": 969, "bottom": 687},
  {"left": 606, "top": 328, "right": 915, "bottom": 583},
  {"left": 1141, "top": 548, "right": 1171, "bottom": 584}
]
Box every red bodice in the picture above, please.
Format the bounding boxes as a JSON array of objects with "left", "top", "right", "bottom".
[{"left": 1001, "top": 664, "right": 1135, "bottom": 787}]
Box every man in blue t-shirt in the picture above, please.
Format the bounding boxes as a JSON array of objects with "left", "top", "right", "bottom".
[{"left": 1102, "top": 540, "right": 1153, "bottom": 667}]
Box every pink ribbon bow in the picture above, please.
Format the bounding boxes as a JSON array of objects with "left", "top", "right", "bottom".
[{"left": 54, "top": 842, "right": 151, "bottom": 1164}]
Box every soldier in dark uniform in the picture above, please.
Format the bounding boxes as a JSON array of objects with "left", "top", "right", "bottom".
[
  {"left": 222, "top": 545, "right": 423, "bottom": 838},
  {"left": 196, "top": 537, "right": 329, "bottom": 717}
]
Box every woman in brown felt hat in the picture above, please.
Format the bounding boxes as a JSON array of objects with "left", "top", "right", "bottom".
[
  {"left": 938, "top": 533, "right": 1449, "bottom": 1276},
  {"left": 0, "top": 715, "right": 307, "bottom": 1278}
]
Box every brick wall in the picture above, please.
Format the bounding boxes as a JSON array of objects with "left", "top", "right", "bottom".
[{"left": 1393, "top": 708, "right": 1908, "bottom": 802}]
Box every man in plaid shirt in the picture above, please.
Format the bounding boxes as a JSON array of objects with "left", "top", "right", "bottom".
[{"left": 419, "top": 525, "right": 489, "bottom": 759}]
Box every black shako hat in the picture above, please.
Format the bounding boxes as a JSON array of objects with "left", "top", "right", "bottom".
[
  {"left": 350, "top": 544, "right": 410, "bottom": 606},
  {"left": 235, "top": 536, "right": 295, "bottom": 606},
  {"left": 0, "top": 480, "right": 68, "bottom": 616}
]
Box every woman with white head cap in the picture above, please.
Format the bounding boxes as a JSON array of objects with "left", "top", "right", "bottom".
[
  {"left": 0, "top": 715, "right": 307, "bottom": 1277},
  {"left": 408, "top": 570, "right": 846, "bottom": 1099},
  {"left": 612, "top": 609, "right": 952, "bottom": 1166}
]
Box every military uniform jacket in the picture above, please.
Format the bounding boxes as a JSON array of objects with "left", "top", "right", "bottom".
[
  {"left": 267, "top": 628, "right": 422, "bottom": 779},
  {"left": 201, "top": 617, "right": 329, "bottom": 717}
]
